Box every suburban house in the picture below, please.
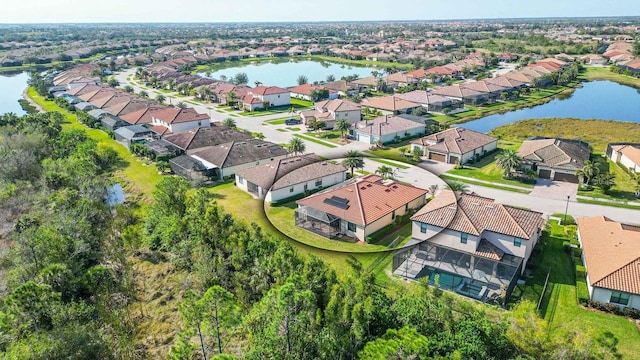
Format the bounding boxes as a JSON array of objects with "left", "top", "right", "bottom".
[
  {"left": 149, "top": 107, "right": 211, "bottom": 137},
  {"left": 114, "top": 125, "right": 153, "bottom": 147},
  {"left": 393, "top": 191, "right": 545, "bottom": 303},
  {"left": 518, "top": 137, "right": 591, "bottom": 183},
  {"left": 350, "top": 115, "right": 426, "bottom": 145},
  {"left": 431, "top": 84, "right": 488, "bottom": 105},
  {"left": 186, "top": 139, "right": 289, "bottom": 179},
  {"left": 299, "top": 98, "right": 361, "bottom": 129},
  {"left": 411, "top": 127, "right": 498, "bottom": 164},
  {"left": 235, "top": 154, "right": 347, "bottom": 202},
  {"left": 608, "top": 143, "right": 640, "bottom": 173},
  {"left": 295, "top": 174, "right": 427, "bottom": 241},
  {"left": 120, "top": 105, "right": 169, "bottom": 125},
  {"left": 394, "top": 90, "right": 460, "bottom": 113},
  {"left": 288, "top": 83, "right": 338, "bottom": 101},
  {"left": 361, "top": 96, "right": 421, "bottom": 115},
  {"left": 163, "top": 125, "right": 253, "bottom": 154},
  {"left": 323, "top": 79, "right": 360, "bottom": 97},
  {"left": 169, "top": 155, "right": 212, "bottom": 182},
  {"left": 383, "top": 72, "right": 420, "bottom": 88},
  {"left": 242, "top": 85, "right": 291, "bottom": 111},
  {"left": 577, "top": 216, "right": 640, "bottom": 311}
]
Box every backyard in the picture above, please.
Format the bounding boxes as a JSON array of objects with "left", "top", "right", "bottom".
[{"left": 511, "top": 219, "right": 640, "bottom": 359}]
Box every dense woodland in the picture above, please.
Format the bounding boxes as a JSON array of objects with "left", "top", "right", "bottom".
[{"left": 0, "top": 112, "right": 623, "bottom": 359}]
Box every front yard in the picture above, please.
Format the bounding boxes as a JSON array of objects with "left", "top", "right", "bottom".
[{"left": 510, "top": 220, "right": 640, "bottom": 359}]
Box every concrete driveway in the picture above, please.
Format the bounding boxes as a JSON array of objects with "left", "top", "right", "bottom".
[
  {"left": 529, "top": 179, "right": 578, "bottom": 201},
  {"left": 416, "top": 160, "right": 455, "bottom": 176}
]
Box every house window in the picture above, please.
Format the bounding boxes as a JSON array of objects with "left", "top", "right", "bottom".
[
  {"left": 347, "top": 222, "right": 356, "bottom": 232},
  {"left": 610, "top": 291, "right": 630, "bottom": 305},
  {"left": 315, "top": 178, "right": 322, "bottom": 187},
  {"left": 420, "top": 223, "right": 427, "bottom": 233},
  {"left": 514, "top": 237, "right": 523, "bottom": 247},
  {"left": 238, "top": 176, "right": 244, "bottom": 184},
  {"left": 405, "top": 203, "right": 409, "bottom": 212},
  {"left": 460, "top": 233, "right": 468, "bottom": 244},
  {"left": 392, "top": 210, "right": 396, "bottom": 220},
  {"left": 304, "top": 184, "right": 308, "bottom": 191},
  {"left": 289, "top": 187, "right": 294, "bottom": 193}
]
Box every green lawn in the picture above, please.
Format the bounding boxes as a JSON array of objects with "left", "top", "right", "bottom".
[
  {"left": 368, "top": 157, "right": 410, "bottom": 169},
  {"left": 265, "top": 201, "right": 388, "bottom": 253},
  {"left": 582, "top": 66, "right": 640, "bottom": 89},
  {"left": 293, "top": 134, "right": 338, "bottom": 148},
  {"left": 511, "top": 220, "right": 640, "bottom": 359},
  {"left": 290, "top": 98, "right": 314, "bottom": 108},
  {"left": 445, "top": 143, "right": 536, "bottom": 190},
  {"left": 440, "top": 174, "right": 531, "bottom": 194},
  {"left": 305, "top": 130, "right": 349, "bottom": 145},
  {"left": 577, "top": 159, "right": 640, "bottom": 204},
  {"left": 364, "top": 144, "right": 420, "bottom": 166},
  {"left": 209, "top": 183, "right": 383, "bottom": 276},
  {"left": 28, "top": 88, "right": 163, "bottom": 202}
]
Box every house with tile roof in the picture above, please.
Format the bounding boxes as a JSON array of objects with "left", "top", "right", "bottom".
[
  {"left": 242, "top": 85, "right": 291, "bottom": 111},
  {"left": 235, "top": 154, "right": 347, "bottom": 202},
  {"left": 186, "top": 139, "right": 289, "bottom": 179},
  {"left": 607, "top": 143, "right": 640, "bottom": 173},
  {"left": 393, "top": 191, "right": 545, "bottom": 303},
  {"left": 295, "top": 174, "right": 427, "bottom": 241},
  {"left": 162, "top": 125, "right": 253, "bottom": 153},
  {"left": 350, "top": 115, "right": 426, "bottom": 145},
  {"left": 577, "top": 216, "right": 640, "bottom": 311},
  {"left": 299, "top": 98, "right": 361, "bottom": 129},
  {"left": 431, "top": 84, "right": 488, "bottom": 106},
  {"left": 287, "top": 83, "right": 338, "bottom": 101},
  {"left": 518, "top": 137, "right": 591, "bottom": 183},
  {"left": 149, "top": 107, "right": 211, "bottom": 137},
  {"left": 411, "top": 127, "right": 498, "bottom": 164},
  {"left": 361, "top": 95, "right": 421, "bottom": 115},
  {"left": 394, "top": 90, "right": 460, "bottom": 113}
]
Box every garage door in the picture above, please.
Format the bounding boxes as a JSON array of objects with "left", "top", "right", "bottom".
[
  {"left": 428, "top": 152, "right": 447, "bottom": 162},
  {"left": 538, "top": 169, "right": 552, "bottom": 179},
  {"left": 554, "top": 172, "right": 579, "bottom": 183},
  {"left": 448, "top": 156, "right": 460, "bottom": 164}
]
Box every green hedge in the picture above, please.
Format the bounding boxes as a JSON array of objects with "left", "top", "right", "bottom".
[
  {"left": 576, "top": 264, "right": 586, "bottom": 277},
  {"left": 365, "top": 214, "right": 411, "bottom": 243},
  {"left": 576, "top": 278, "right": 590, "bottom": 306}
]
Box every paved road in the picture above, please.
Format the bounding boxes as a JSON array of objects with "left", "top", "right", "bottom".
[{"left": 115, "top": 69, "right": 640, "bottom": 224}]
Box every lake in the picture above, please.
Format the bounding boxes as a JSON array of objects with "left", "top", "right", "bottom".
[
  {"left": 461, "top": 81, "right": 640, "bottom": 133},
  {"left": 0, "top": 72, "right": 29, "bottom": 116},
  {"left": 199, "top": 60, "right": 377, "bottom": 88}
]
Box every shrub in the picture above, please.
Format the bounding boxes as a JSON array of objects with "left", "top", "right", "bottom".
[
  {"left": 588, "top": 300, "right": 602, "bottom": 310},
  {"left": 604, "top": 303, "right": 621, "bottom": 314},
  {"left": 575, "top": 264, "right": 586, "bottom": 277},
  {"left": 572, "top": 247, "right": 582, "bottom": 258},
  {"left": 576, "top": 280, "right": 589, "bottom": 306},
  {"left": 623, "top": 307, "right": 640, "bottom": 320}
]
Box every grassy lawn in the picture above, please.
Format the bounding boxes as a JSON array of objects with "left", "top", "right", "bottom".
[
  {"left": 264, "top": 118, "right": 287, "bottom": 125},
  {"left": 368, "top": 157, "right": 410, "bottom": 169},
  {"left": 372, "top": 222, "right": 412, "bottom": 247},
  {"left": 305, "top": 130, "right": 350, "bottom": 145},
  {"left": 287, "top": 127, "right": 301, "bottom": 131},
  {"left": 207, "top": 183, "right": 383, "bottom": 275},
  {"left": 577, "top": 159, "right": 640, "bottom": 204},
  {"left": 511, "top": 220, "right": 640, "bottom": 359},
  {"left": 440, "top": 174, "right": 531, "bottom": 194},
  {"left": 293, "top": 134, "right": 338, "bottom": 148},
  {"left": 364, "top": 143, "right": 420, "bottom": 166},
  {"left": 582, "top": 66, "right": 640, "bottom": 89},
  {"left": 490, "top": 118, "right": 640, "bottom": 153},
  {"left": 290, "top": 98, "right": 314, "bottom": 108},
  {"left": 265, "top": 201, "right": 388, "bottom": 253},
  {"left": 28, "top": 88, "right": 163, "bottom": 202}
]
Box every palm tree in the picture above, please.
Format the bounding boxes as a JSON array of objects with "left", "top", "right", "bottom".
[
  {"left": 177, "top": 101, "right": 187, "bottom": 109},
  {"left": 633, "top": 174, "right": 640, "bottom": 198},
  {"left": 222, "top": 117, "right": 236, "bottom": 128},
  {"left": 428, "top": 184, "right": 439, "bottom": 196},
  {"left": 576, "top": 160, "right": 599, "bottom": 186},
  {"left": 297, "top": 75, "right": 308, "bottom": 85},
  {"left": 341, "top": 150, "right": 364, "bottom": 175},
  {"left": 445, "top": 181, "right": 469, "bottom": 193},
  {"left": 286, "top": 137, "right": 306, "bottom": 156},
  {"left": 375, "top": 165, "right": 394, "bottom": 179},
  {"left": 139, "top": 90, "right": 149, "bottom": 98},
  {"left": 594, "top": 172, "right": 616, "bottom": 194},
  {"left": 334, "top": 119, "right": 350, "bottom": 138},
  {"left": 326, "top": 74, "right": 335, "bottom": 82},
  {"left": 123, "top": 85, "right": 134, "bottom": 93},
  {"left": 198, "top": 86, "right": 212, "bottom": 101},
  {"left": 155, "top": 94, "right": 166, "bottom": 104},
  {"left": 166, "top": 77, "right": 176, "bottom": 91},
  {"left": 495, "top": 149, "right": 522, "bottom": 177}
]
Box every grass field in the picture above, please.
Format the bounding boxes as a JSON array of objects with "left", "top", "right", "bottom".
[
  {"left": 512, "top": 220, "right": 640, "bottom": 359},
  {"left": 368, "top": 157, "right": 411, "bottom": 169},
  {"left": 28, "top": 87, "right": 163, "bottom": 202},
  {"left": 293, "top": 133, "right": 338, "bottom": 148},
  {"left": 582, "top": 66, "right": 640, "bottom": 89},
  {"left": 490, "top": 118, "right": 640, "bottom": 153}
]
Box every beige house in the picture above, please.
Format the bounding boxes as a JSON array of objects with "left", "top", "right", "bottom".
[
  {"left": 393, "top": 191, "right": 545, "bottom": 303},
  {"left": 577, "top": 216, "right": 640, "bottom": 311},
  {"left": 411, "top": 127, "right": 498, "bottom": 164},
  {"left": 295, "top": 174, "right": 427, "bottom": 241},
  {"left": 608, "top": 144, "right": 640, "bottom": 173},
  {"left": 299, "top": 99, "right": 361, "bottom": 129}
]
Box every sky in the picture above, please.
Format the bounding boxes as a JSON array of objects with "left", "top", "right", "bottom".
[{"left": 1, "top": 0, "right": 638, "bottom": 23}]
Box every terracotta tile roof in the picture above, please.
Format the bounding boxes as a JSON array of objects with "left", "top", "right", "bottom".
[
  {"left": 351, "top": 115, "right": 424, "bottom": 137},
  {"left": 461, "top": 80, "right": 510, "bottom": 94},
  {"left": 149, "top": 125, "right": 172, "bottom": 136},
  {"left": 412, "top": 191, "right": 544, "bottom": 239},
  {"left": 243, "top": 94, "right": 263, "bottom": 104},
  {"left": 361, "top": 96, "right": 420, "bottom": 112},
  {"left": 103, "top": 99, "right": 154, "bottom": 117},
  {"left": 351, "top": 76, "right": 379, "bottom": 87},
  {"left": 411, "top": 127, "right": 497, "bottom": 156},
  {"left": 120, "top": 105, "right": 168, "bottom": 125},
  {"left": 316, "top": 98, "right": 361, "bottom": 113},
  {"left": 518, "top": 137, "right": 590, "bottom": 171},
  {"left": 394, "top": 91, "right": 452, "bottom": 106},
  {"left": 164, "top": 126, "right": 252, "bottom": 151},
  {"left": 431, "top": 84, "right": 484, "bottom": 99},
  {"left": 296, "top": 175, "right": 427, "bottom": 226},
  {"left": 152, "top": 107, "right": 209, "bottom": 124},
  {"left": 288, "top": 83, "right": 326, "bottom": 96},
  {"left": 577, "top": 216, "right": 640, "bottom": 295},
  {"left": 251, "top": 85, "right": 289, "bottom": 95},
  {"left": 475, "top": 238, "right": 505, "bottom": 261},
  {"left": 612, "top": 144, "right": 640, "bottom": 166}
]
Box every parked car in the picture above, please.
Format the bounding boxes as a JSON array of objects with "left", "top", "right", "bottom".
[{"left": 285, "top": 118, "right": 301, "bottom": 125}]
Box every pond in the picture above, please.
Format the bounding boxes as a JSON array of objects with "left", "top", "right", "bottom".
[
  {"left": 0, "top": 72, "right": 29, "bottom": 116},
  {"left": 199, "top": 60, "right": 378, "bottom": 88},
  {"left": 460, "top": 81, "right": 640, "bottom": 133}
]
